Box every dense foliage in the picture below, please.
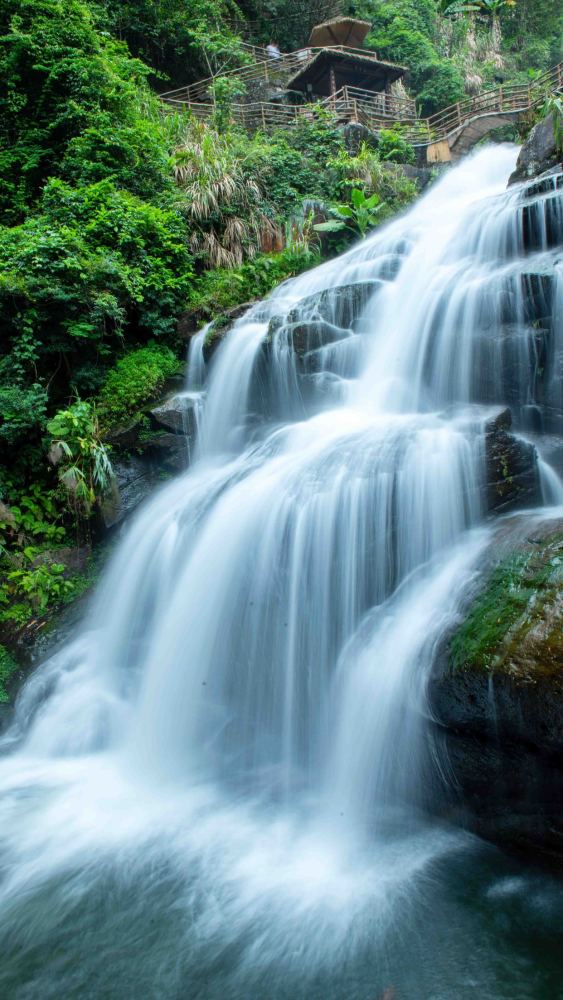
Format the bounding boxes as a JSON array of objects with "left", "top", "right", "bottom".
[{"left": 98, "top": 345, "right": 182, "bottom": 425}]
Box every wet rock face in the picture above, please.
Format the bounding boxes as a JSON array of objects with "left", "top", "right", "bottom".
[
  {"left": 149, "top": 394, "right": 199, "bottom": 437},
  {"left": 509, "top": 114, "right": 562, "bottom": 186},
  {"left": 520, "top": 173, "right": 563, "bottom": 252},
  {"left": 201, "top": 302, "right": 258, "bottom": 362},
  {"left": 101, "top": 393, "right": 195, "bottom": 529},
  {"left": 281, "top": 320, "right": 350, "bottom": 357},
  {"left": 483, "top": 408, "right": 541, "bottom": 514},
  {"left": 286, "top": 280, "right": 382, "bottom": 330},
  {"left": 99, "top": 456, "right": 162, "bottom": 530},
  {"left": 177, "top": 301, "right": 257, "bottom": 355},
  {"left": 429, "top": 517, "right": 563, "bottom": 867}
]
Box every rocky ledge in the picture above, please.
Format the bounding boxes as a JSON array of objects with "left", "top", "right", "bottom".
[
  {"left": 509, "top": 113, "right": 562, "bottom": 186},
  {"left": 429, "top": 516, "right": 563, "bottom": 868}
]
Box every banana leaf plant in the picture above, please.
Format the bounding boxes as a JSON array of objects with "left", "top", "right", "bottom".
[{"left": 314, "top": 188, "right": 384, "bottom": 238}]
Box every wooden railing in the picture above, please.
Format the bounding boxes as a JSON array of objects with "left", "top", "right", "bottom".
[
  {"left": 160, "top": 46, "right": 384, "bottom": 106},
  {"left": 422, "top": 62, "right": 563, "bottom": 143},
  {"left": 161, "top": 61, "right": 563, "bottom": 152}
]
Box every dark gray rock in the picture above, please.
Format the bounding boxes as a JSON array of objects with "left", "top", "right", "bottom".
[
  {"left": 483, "top": 407, "right": 540, "bottom": 514},
  {"left": 141, "top": 432, "right": 189, "bottom": 473},
  {"left": 100, "top": 431, "right": 188, "bottom": 530},
  {"left": 149, "top": 393, "right": 199, "bottom": 436},
  {"left": 30, "top": 546, "right": 91, "bottom": 575},
  {"left": 284, "top": 320, "right": 350, "bottom": 356},
  {"left": 287, "top": 280, "right": 382, "bottom": 330},
  {"left": 99, "top": 456, "right": 160, "bottom": 529},
  {"left": 509, "top": 114, "right": 562, "bottom": 185},
  {"left": 104, "top": 416, "right": 145, "bottom": 452},
  {"left": 520, "top": 170, "right": 563, "bottom": 201},
  {"left": 399, "top": 163, "right": 437, "bottom": 192},
  {"left": 432, "top": 724, "right": 563, "bottom": 869},
  {"left": 340, "top": 121, "right": 378, "bottom": 155},
  {"left": 520, "top": 174, "right": 563, "bottom": 252}
]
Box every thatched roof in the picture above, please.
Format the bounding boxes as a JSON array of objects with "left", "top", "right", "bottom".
[{"left": 308, "top": 17, "right": 371, "bottom": 49}]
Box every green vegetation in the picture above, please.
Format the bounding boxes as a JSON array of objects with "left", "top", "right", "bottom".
[
  {"left": 315, "top": 188, "right": 384, "bottom": 237},
  {"left": 358, "top": 0, "right": 562, "bottom": 116},
  {"left": 0, "top": 484, "right": 82, "bottom": 627},
  {"left": 0, "top": 645, "right": 18, "bottom": 703},
  {"left": 357, "top": 0, "right": 466, "bottom": 114},
  {"left": 543, "top": 94, "right": 563, "bottom": 151},
  {"left": 98, "top": 345, "right": 181, "bottom": 425},
  {"left": 377, "top": 128, "right": 416, "bottom": 165},
  {"left": 47, "top": 400, "right": 112, "bottom": 516},
  {"left": 188, "top": 242, "right": 321, "bottom": 321},
  {"left": 450, "top": 533, "right": 563, "bottom": 674}
]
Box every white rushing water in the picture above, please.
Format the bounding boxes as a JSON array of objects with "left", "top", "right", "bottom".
[{"left": 0, "top": 146, "right": 562, "bottom": 999}]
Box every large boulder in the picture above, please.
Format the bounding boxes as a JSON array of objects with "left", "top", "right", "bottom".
[
  {"left": 99, "top": 456, "right": 160, "bottom": 529},
  {"left": 286, "top": 280, "right": 382, "bottom": 330},
  {"left": 428, "top": 516, "right": 563, "bottom": 867},
  {"left": 280, "top": 319, "right": 351, "bottom": 357},
  {"left": 509, "top": 114, "right": 562, "bottom": 186},
  {"left": 149, "top": 393, "right": 199, "bottom": 436}
]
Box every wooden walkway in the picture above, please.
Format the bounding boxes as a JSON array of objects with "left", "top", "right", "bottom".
[{"left": 161, "top": 60, "right": 563, "bottom": 163}]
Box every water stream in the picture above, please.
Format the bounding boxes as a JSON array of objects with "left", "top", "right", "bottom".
[{"left": 0, "top": 146, "right": 562, "bottom": 998}]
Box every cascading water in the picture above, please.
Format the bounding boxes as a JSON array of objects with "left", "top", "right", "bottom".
[{"left": 0, "top": 147, "right": 562, "bottom": 999}]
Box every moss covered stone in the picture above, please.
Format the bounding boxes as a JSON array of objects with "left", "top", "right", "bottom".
[{"left": 450, "top": 526, "right": 563, "bottom": 682}]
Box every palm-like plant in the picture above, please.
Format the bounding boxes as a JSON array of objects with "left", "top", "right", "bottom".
[
  {"left": 47, "top": 401, "right": 112, "bottom": 518},
  {"left": 477, "top": 0, "right": 517, "bottom": 13},
  {"left": 172, "top": 121, "right": 276, "bottom": 267},
  {"left": 439, "top": 0, "right": 516, "bottom": 14},
  {"left": 439, "top": 2, "right": 481, "bottom": 13}
]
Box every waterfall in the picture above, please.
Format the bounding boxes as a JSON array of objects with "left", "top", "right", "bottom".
[{"left": 0, "top": 146, "right": 561, "bottom": 999}]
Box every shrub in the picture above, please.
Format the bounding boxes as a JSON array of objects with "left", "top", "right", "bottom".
[
  {"left": 0, "top": 384, "right": 48, "bottom": 447},
  {"left": 47, "top": 399, "right": 112, "bottom": 515},
  {"left": 377, "top": 128, "right": 416, "bottom": 165},
  {"left": 0, "top": 180, "right": 193, "bottom": 413},
  {"left": 187, "top": 243, "right": 321, "bottom": 320},
  {"left": 0, "top": 645, "right": 18, "bottom": 702},
  {"left": 97, "top": 345, "right": 181, "bottom": 425},
  {"left": 416, "top": 60, "right": 465, "bottom": 116}
]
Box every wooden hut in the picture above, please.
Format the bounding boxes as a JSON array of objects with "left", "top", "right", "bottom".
[{"left": 286, "top": 17, "right": 406, "bottom": 103}]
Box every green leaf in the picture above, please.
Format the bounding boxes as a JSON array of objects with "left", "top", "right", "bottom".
[
  {"left": 313, "top": 220, "right": 347, "bottom": 233},
  {"left": 365, "top": 193, "right": 382, "bottom": 209},
  {"left": 334, "top": 205, "right": 355, "bottom": 219}
]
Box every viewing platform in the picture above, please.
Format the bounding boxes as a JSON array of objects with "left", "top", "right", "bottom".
[{"left": 160, "top": 17, "right": 563, "bottom": 165}]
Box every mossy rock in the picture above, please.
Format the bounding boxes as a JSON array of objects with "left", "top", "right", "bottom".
[{"left": 449, "top": 524, "right": 563, "bottom": 683}]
